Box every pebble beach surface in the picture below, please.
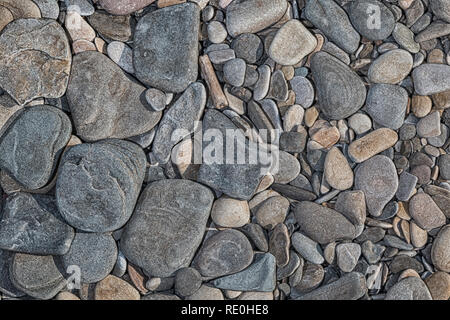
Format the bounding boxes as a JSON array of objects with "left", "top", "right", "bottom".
[{"left": 0, "top": 0, "right": 449, "bottom": 301}]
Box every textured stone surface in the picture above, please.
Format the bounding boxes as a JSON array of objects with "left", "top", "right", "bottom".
[
  {"left": 354, "top": 155, "right": 398, "bottom": 217},
  {"left": 348, "top": 128, "right": 398, "bottom": 163},
  {"left": 336, "top": 243, "right": 361, "bottom": 273},
  {"left": 193, "top": 229, "right": 253, "bottom": 278},
  {"left": 57, "top": 233, "right": 117, "bottom": 284},
  {"left": 412, "top": 64, "right": 450, "bottom": 95},
  {"left": 409, "top": 193, "right": 446, "bottom": 231},
  {"left": 292, "top": 232, "right": 324, "bottom": 265},
  {"left": 385, "top": 277, "right": 432, "bottom": 300},
  {"left": 0, "top": 18, "right": 70, "bottom": 105},
  {"left": 87, "top": 11, "right": 132, "bottom": 42},
  {"left": 311, "top": 51, "right": 366, "bottom": 120},
  {"left": 293, "top": 201, "right": 356, "bottom": 244},
  {"left": 211, "top": 196, "right": 250, "bottom": 228},
  {"left": 324, "top": 147, "right": 353, "bottom": 190},
  {"left": 174, "top": 267, "right": 202, "bottom": 297},
  {"left": 0, "top": 105, "right": 71, "bottom": 190},
  {"left": 431, "top": 225, "right": 450, "bottom": 272},
  {"left": 0, "top": 193, "right": 74, "bottom": 255},
  {"left": 98, "top": 0, "right": 156, "bottom": 15},
  {"left": 152, "top": 82, "right": 206, "bottom": 164},
  {"left": 368, "top": 49, "right": 413, "bottom": 84},
  {"left": 133, "top": 3, "right": 200, "bottom": 93},
  {"left": 0, "top": 249, "right": 24, "bottom": 297},
  {"left": 305, "top": 0, "right": 360, "bottom": 53},
  {"left": 226, "top": 0, "right": 288, "bottom": 37},
  {"left": 95, "top": 275, "right": 140, "bottom": 300},
  {"left": 56, "top": 139, "right": 146, "bottom": 233},
  {"left": 121, "top": 179, "right": 213, "bottom": 277},
  {"left": 67, "top": 51, "right": 162, "bottom": 141}
]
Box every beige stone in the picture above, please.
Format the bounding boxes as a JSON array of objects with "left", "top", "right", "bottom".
[
  {"left": 348, "top": 128, "right": 398, "bottom": 163},
  {"left": 95, "top": 275, "right": 140, "bottom": 300},
  {"left": 211, "top": 196, "right": 250, "bottom": 228},
  {"left": 324, "top": 147, "right": 353, "bottom": 190}
]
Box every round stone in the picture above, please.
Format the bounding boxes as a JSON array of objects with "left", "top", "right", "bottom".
[
  {"left": 174, "top": 267, "right": 202, "bottom": 297},
  {"left": 409, "top": 193, "right": 446, "bottom": 231},
  {"left": 385, "top": 277, "right": 432, "bottom": 300},
  {"left": 336, "top": 243, "right": 361, "bottom": 273},
  {"left": 431, "top": 225, "right": 450, "bottom": 272},
  {"left": 223, "top": 58, "right": 246, "bottom": 87},
  {"left": 425, "top": 271, "right": 450, "bottom": 300},
  {"left": 255, "top": 196, "right": 290, "bottom": 230},
  {"left": 348, "top": 113, "right": 372, "bottom": 135},
  {"left": 324, "top": 147, "right": 354, "bottom": 190},
  {"left": 95, "top": 275, "right": 140, "bottom": 300},
  {"left": 349, "top": 0, "right": 395, "bottom": 40},
  {"left": 207, "top": 21, "right": 228, "bottom": 44},
  {"left": 368, "top": 49, "right": 413, "bottom": 84},
  {"left": 211, "top": 196, "right": 250, "bottom": 228},
  {"left": 231, "top": 33, "right": 263, "bottom": 64},
  {"left": 290, "top": 76, "right": 315, "bottom": 109}
]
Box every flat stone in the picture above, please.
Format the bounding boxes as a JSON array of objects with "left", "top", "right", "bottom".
[
  {"left": 65, "top": 10, "right": 95, "bottom": 41},
  {"left": 416, "top": 111, "right": 441, "bottom": 138},
  {"left": 389, "top": 255, "right": 424, "bottom": 273},
  {"left": 410, "top": 165, "right": 431, "bottom": 185},
  {"left": 410, "top": 221, "right": 428, "bottom": 248},
  {"left": 67, "top": 51, "right": 162, "bottom": 141},
  {"left": 0, "top": 18, "right": 71, "bottom": 105},
  {"left": 290, "top": 77, "right": 314, "bottom": 109},
  {"left": 439, "top": 154, "right": 450, "bottom": 180},
  {"left": 283, "top": 104, "right": 304, "bottom": 131},
  {"left": 0, "top": 105, "right": 71, "bottom": 190},
  {"left": 207, "top": 21, "right": 227, "bottom": 44},
  {"left": 87, "top": 11, "right": 132, "bottom": 42},
  {"left": 186, "top": 285, "right": 224, "bottom": 300},
  {"left": 428, "top": 124, "right": 448, "bottom": 148},
  {"left": 361, "top": 240, "right": 385, "bottom": 264},
  {"left": 305, "top": 0, "right": 360, "bottom": 53},
  {"left": 415, "top": 22, "right": 450, "bottom": 42},
  {"left": 268, "top": 19, "right": 317, "bottom": 66},
  {"left": 133, "top": 3, "right": 200, "bottom": 93},
  {"left": 269, "top": 223, "right": 290, "bottom": 267},
  {"left": 354, "top": 155, "right": 398, "bottom": 217},
  {"left": 197, "top": 109, "right": 267, "bottom": 200},
  {"left": 253, "top": 65, "right": 271, "bottom": 101},
  {"left": 348, "top": 113, "right": 372, "bottom": 135},
  {"left": 0, "top": 250, "right": 25, "bottom": 297},
  {"left": 292, "top": 232, "right": 324, "bottom": 265},
  {"left": 0, "top": 6, "right": 13, "bottom": 33},
  {"left": 174, "top": 267, "right": 202, "bottom": 297},
  {"left": 385, "top": 277, "right": 432, "bottom": 300},
  {"left": 107, "top": 41, "right": 134, "bottom": 74},
  {"left": 10, "top": 253, "right": 66, "bottom": 300},
  {"left": 348, "top": 0, "right": 395, "bottom": 40},
  {"left": 0, "top": 193, "right": 74, "bottom": 255},
  {"left": 412, "top": 64, "right": 450, "bottom": 95},
  {"left": 223, "top": 58, "right": 246, "bottom": 87},
  {"left": 267, "top": 71, "right": 288, "bottom": 102},
  {"left": 383, "top": 235, "right": 414, "bottom": 250},
  {"left": 145, "top": 88, "right": 166, "bottom": 112},
  {"left": 279, "top": 130, "right": 307, "bottom": 153},
  {"left": 335, "top": 190, "right": 366, "bottom": 234},
  {"left": 430, "top": 0, "right": 450, "bottom": 23},
  {"left": 98, "top": 0, "right": 156, "bottom": 15},
  {"left": 431, "top": 225, "right": 450, "bottom": 272},
  {"left": 211, "top": 196, "right": 250, "bottom": 228},
  {"left": 292, "top": 262, "right": 324, "bottom": 294},
  {"left": 211, "top": 253, "right": 276, "bottom": 292},
  {"left": 296, "top": 272, "right": 366, "bottom": 300},
  {"left": 208, "top": 48, "right": 236, "bottom": 64},
  {"left": 65, "top": 0, "right": 94, "bottom": 16},
  {"left": 152, "top": 82, "right": 206, "bottom": 164},
  {"left": 57, "top": 233, "right": 117, "bottom": 284},
  {"left": 0, "top": 0, "right": 41, "bottom": 19},
  {"left": 411, "top": 95, "right": 432, "bottom": 118},
  {"left": 336, "top": 243, "right": 361, "bottom": 273},
  {"left": 231, "top": 33, "right": 263, "bottom": 64},
  {"left": 277, "top": 251, "right": 302, "bottom": 280},
  {"left": 121, "top": 179, "right": 214, "bottom": 277},
  {"left": 311, "top": 51, "right": 366, "bottom": 120},
  {"left": 56, "top": 139, "right": 146, "bottom": 233},
  {"left": 226, "top": 0, "right": 288, "bottom": 37},
  {"left": 255, "top": 196, "right": 289, "bottom": 230},
  {"left": 396, "top": 171, "right": 418, "bottom": 201},
  {"left": 273, "top": 151, "right": 300, "bottom": 184},
  {"left": 193, "top": 229, "right": 253, "bottom": 278},
  {"left": 366, "top": 84, "right": 408, "bottom": 130},
  {"left": 95, "top": 275, "right": 140, "bottom": 300},
  {"left": 324, "top": 147, "right": 353, "bottom": 190},
  {"left": 425, "top": 271, "right": 450, "bottom": 300},
  {"left": 368, "top": 49, "right": 413, "bottom": 84},
  {"left": 409, "top": 193, "right": 446, "bottom": 231},
  {"left": 393, "top": 23, "right": 420, "bottom": 53},
  {"left": 293, "top": 201, "right": 356, "bottom": 244},
  {"left": 348, "top": 128, "right": 398, "bottom": 163},
  {"left": 309, "top": 120, "right": 340, "bottom": 148}
]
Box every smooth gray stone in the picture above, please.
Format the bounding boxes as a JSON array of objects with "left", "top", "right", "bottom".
[
  {"left": 396, "top": 171, "right": 418, "bottom": 201},
  {"left": 223, "top": 58, "right": 246, "bottom": 87},
  {"left": 239, "top": 223, "right": 269, "bottom": 252},
  {"left": 417, "top": 111, "right": 441, "bottom": 138},
  {"left": 0, "top": 193, "right": 74, "bottom": 255},
  {"left": 211, "top": 253, "right": 276, "bottom": 292},
  {"left": 273, "top": 151, "right": 301, "bottom": 184},
  {"left": 152, "top": 82, "right": 206, "bottom": 164},
  {"left": 121, "top": 179, "right": 214, "bottom": 278},
  {"left": 295, "top": 272, "right": 367, "bottom": 300},
  {"left": 56, "top": 232, "right": 117, "bottom": 284},
  {"left": 430, "top": 0, "right": 450, "bottom": 23},
  {"left": 277, "top": 251, "right": 302, "bottom": 280},
  {"left": 253, "top": 64, "right": 271, "bottom": 101},
  {"left": 428, "top": 124, "right": 449, "bottom": 148},
  {"left": 226, "top": 0, "right": 288, "bottom": 37},
  {"left": 247, "top": 100, "right": 276, "bottom": 143},
  {"left": 133, "top": 3, "right": 200, "bottom": 93},
  {"left": 321, "top": 41, "right": 351, "bottom": 65},
  {"left": 56, "top": 139, "right": 146, "bottom": 233},
  {"left": 389, "top": 255, "right": 424, "bottom": 273},
  {"left": 65, "top": 0, "right": 95, "bottom": 16},
  {"left": 336, "top": 243, "right": 361, "bottom": 273},
  {"left": 290, "top": 76, "right": 314, "bottom": 108},
  {"left": 193, "top": 229, "right": 253, "bottom": 278},
  {"left": 0, "top": 249, "right": 24, "bottom": 297},
  {"left": 378, "top": 201, "right": 399, "bottom": 220},
  {"left": 9, "top": 253, "right": 66, "bottom": 300},
  {"left": 383, "top": 235, "right": 414, "bottom": 250},
  {"left": 348, "top": 0, "right": 395, "bottom": 40},
  {"left": 231, "top": 33, "right": 263, "bottom": 64},
  {"left": 197, "top": 109, "right": 267, "bottom": 200},
  {"left": 392, "top": 23, "right": 420, "bottom": 53},
  {"left": 366, "top": 84, "right": 408, "bottom": 130},
  {"left": 439, "top": 154, "right": 450, "bottom": 180},
  {"left": 127, "top": 128, "right": 156, "bottom": 149},
  {"left": 279, "top": 131, "right": 307, "bottom": 153},
  {"left": 293, "top": 201, "right": 356, "bottom": 244},
  {"left": 142, "top": 293, "right": 181, "bottom": 300},
  {"left": 267, "top": 70, "right": 288, "bottom": 102},
  {"left": 260, "top": 99, "right": 283, "bottom": 132},
  {"left": 354, "top": 155, "right": 398, "bottom": 217},
  {"left": 385, "top": 277, "right": 432, "bottom": 300},
  {"left": 305, "top": 0, "right": 360, "bottom": 53},
  {"left": 412, "top": 64, "right": 450, "bottom": 95},
  {"left": 174, "top": 267, "right": 202, "bottom": 297},
  {"left": 355, "top": 227, "right": 386, "bottom": 243},
  {"left": 67, "top": 51, "right": 162, "bottom": 141},
  {"left": 0, "top": 19, "right": 71, "bottom": 105},
  {"left": 0, "top": 105, "right": 71, "bottom": 190},
  {"left": 291, "top": 232, "right": 324, "bottom": 265},
  {"left": 311, "top": 51, "right": 366, "bottom": 120},
  {"left": 415, "top": 22, "right": 450, "bottom": 42},
  {"left": 361, "top": 240, "right": 385, "bottom": 264},
  {"left": 208, "top": 49, "right": 236, "bottom": 64}
]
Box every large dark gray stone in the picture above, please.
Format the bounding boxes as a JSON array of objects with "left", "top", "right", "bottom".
[
  {"left": 56, "top": 139, "right": 146, "bottom": 233},
  {"left": 133, "top": 3, "right": 200, "bottom": 93},
  {"left": 120, "top": 179, "right": 214, "bottom": 278}
]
